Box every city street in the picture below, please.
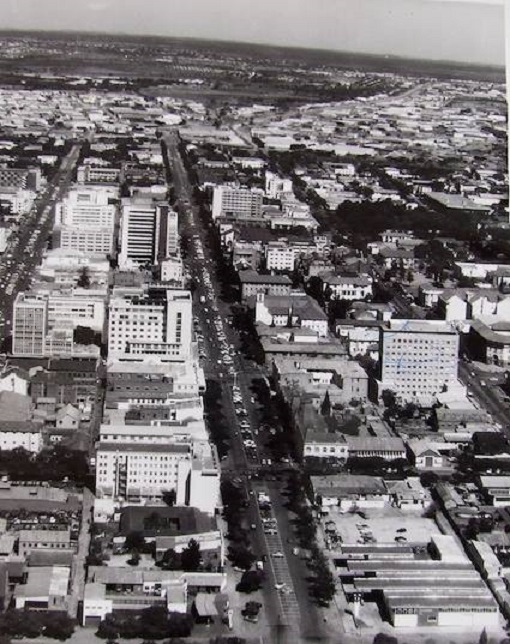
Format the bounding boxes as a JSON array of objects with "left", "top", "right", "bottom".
[
  {"left": 162, "top": 132, "right": 332, "bottom": 641},
  {"left": 0, "top": 142, "right": 83, "bottom": 341}
]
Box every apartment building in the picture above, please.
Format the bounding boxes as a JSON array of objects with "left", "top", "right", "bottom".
[
  {"left": 211, "top": 185, "right": 263, "bottom": 220},
  {"left": 379, "top": 320, "right": 459, "bottom": 405},
  {"left": 119, "top": 198, "right": 177, "bottom": 268},
  {"left": 107, "top": 286, "right": 192, "bottom": 361}
]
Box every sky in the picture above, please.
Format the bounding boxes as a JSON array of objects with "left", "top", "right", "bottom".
[{"left": 0, "top": 0, "right": 506, "bottom": 66}]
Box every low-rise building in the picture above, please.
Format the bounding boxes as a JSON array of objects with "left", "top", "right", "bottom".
[
  {"left": 479, "top": 475, "right": 510, "bottom": 506},
  {"left": 321, "top": 273, "right": 373, "bottom": 301},
  {"left": 312, "top": 474, "right": 390, "bottom": 511},
  {"left": 14, "top": 566, "right": 70, "bottom": 611},
  {"left": 239, "top": 270, "right": 292, "bottom": 300},
  {"left": 346, "top": 436, "right": 406, "bottom": 461},
  {"left": 18, "top": 529, "right": 75, "bottom": 557}
]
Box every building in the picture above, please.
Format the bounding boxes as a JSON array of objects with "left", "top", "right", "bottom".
[
  {"left": 83, "top": 567, "right": 226, "bottom": 626},
  {"left": 303, "top": 432, "right": 349, "bottom": 461},
  {"left": 469, "top": 319, "right": 510, "bottom": 366},
  {"left": 265, "top": 171, "right": 293, "bottom": 199},
  {"left": 18, "top": 529, "right": 75, "bottom": 557},
  {"left": 321, "top": 273, "right": 373, "bottom": 301},
  {"left": 160, "top": 255, "right": 184, "bottom": 284},
  {"left": 0, "top": 166, "right": 41, "bottom": 191},
  {"left": 55, "top": 186, "right": 117, "bottom": 230},
  {"left": 53, "top": 186, "right": 117, "bottom": 257},
  {"left": 254, "top": 292, "right": 329, "bottom": 338},
  {"left": 239, "top": 270, "right": 292, "bottom": 300},
  {"left": 311, "top": 474, "right": 390, "bottom": 511},
  {"left": 345, "top": 436, "right": 406, "bottom": 461},
  {"left": 407, "top": 438, "right": 446, "bottom": 470},
  {"left": 76, "top": 164, "right": 120, "bottom": 184},
  {"left": 379, "top": 320, "right": 459, "bottom": 405},
  {"left": 0, "top": 222, "right": 11, "bottom": 253},
  {"left": 14, "top": 566, "right": 70, "bottom": 611},
  {"left": 479, "top": 475, "right": 510, "bottom": 506},
  {"left": 119, "top": 198, "right": 177, "bottom": 268},
  {"left": 211, "top": 186, "right": 263, "bottom": 220},
  {"left": 107, "top": 286, "right": 192, "bottom": 361},
  {"left": 425, "top": 192, "right": 491, "bottom": 216},
  {"left": 340, "top": 534, "right": 499, "bottom": 629},
  {"left": 54, "top": 227, "right": 114, "bottom": 257},
  {"left": 12, "top": 293, "right": 46, "bottom": 356},
  {"left": 12, "top": 289, "right": 105, "bottom": 358},
  {"left": 95, "top": 441, "right": 193, "bottom": 502},
  {"left": 95, "top": 427, "right": 219, "bottom": 512}
]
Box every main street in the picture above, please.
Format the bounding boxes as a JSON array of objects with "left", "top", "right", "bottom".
[
  {"left": 0, "top": 142, "right": 83, "bottom": 341},
  {"left": 161, "top": 130, "right": 333, "bottom": 642}
]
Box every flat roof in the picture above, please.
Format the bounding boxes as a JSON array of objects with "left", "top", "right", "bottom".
[
  {"left": 97, "top": 442, "right": 191, "bottom": 454},
  {"left": 427, "top": 192, "right": 490, "bottom": 212},
  {"left": 385, "top": 319, "right": 456, "bottom": 334},
  {"left": 239, "top": 270, "right": 292, "bottom": 285}
]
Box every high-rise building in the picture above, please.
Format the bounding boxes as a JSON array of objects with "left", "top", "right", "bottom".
[
  {"left": 12, "top": 289, "right": 106, "bottom": 357},
  {"left": 0, "top": 167, "right": 41, "bottom": 191},
  {"left": 55, "top": 187, "right": 117, "bottom": 230},
  {"left": 379, "top": 320, "right": 459, "bottom": 404},
  {"left": 54, "top": 228, "right": 114, "bottom": 257},
  {"left": 119, "top": 198, "right": 177, "bottom": 268},
  {"left": 54, "top": 186, "right": 117, "bottom": 258},
  {"left": 108, "top": 286, "right": 192, "bottom": 361},
  {"left": 12, "top": 294, "right": 47, "bottom": 357},
  {"left": 211, "top": 186, "right": 263, "bottom": 220}
]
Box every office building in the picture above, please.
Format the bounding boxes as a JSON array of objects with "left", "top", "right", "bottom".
[
  {"left": 380, "top": 320, "right": 459, "bottom": 405},
  {"left": 54, "top": 227, "right": 114, "bottom": 257},
  {"left": 119, "top": 198, "right": 177, "bottom": 268},
  {"left": 55, "top": 186, "right": 117, "bottom": 230},
  {"left": 211, "top": 185, "right": 263, "bottom": 220},
  {"left": 0, "top": 166, "right": 41, "bottom": 191},
  {"left": 96, "top": 431, "right": 219, "bottom": 512},
  {"left": 54, "top": 186, "right": 117, "bottom": 257},
  {"left": 12, "top": 289, "right": 105, "bottom": 358},
  {"left": 76, "top": 164, "right": 121, "bottom": 184},
  {"left": 108, "top": 286, "right": 192, "bottom": 361}
]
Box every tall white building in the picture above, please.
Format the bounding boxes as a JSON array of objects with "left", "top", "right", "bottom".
[
  {"left": 119, "top": 198, "right": 177, "bottom": 268},
  {"left": 211, "top": 186, "right": 263, "bottom": 220},
  {"left": 55, "top": 228, "right": 114, "bottom": 257},
  {"left": 55, "top": 186, "right": 117, "bottom": 230},
  {"left": 108, "top": 286, "right": 192, "bottom": 361},
  {"left": 380, "top": 320, "right": 460, "bottom": 405},
  {"left": 95, "top": 427, "right": 219, "bottom": 513},
  {"left": 54, "top": 186, "right": 117, "bottom": 257}
]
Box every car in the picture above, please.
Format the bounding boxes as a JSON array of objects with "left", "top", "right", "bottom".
[
  {"left": 272, "top": 551, "right": 284, "bottom": 558},
  {"left": 274, "top": 582, "right": 285, "bottom": 590}
]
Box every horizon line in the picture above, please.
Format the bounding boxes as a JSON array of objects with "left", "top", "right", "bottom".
[{"left": 0, "top": 27, "right": 505, "bottom": 71}]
